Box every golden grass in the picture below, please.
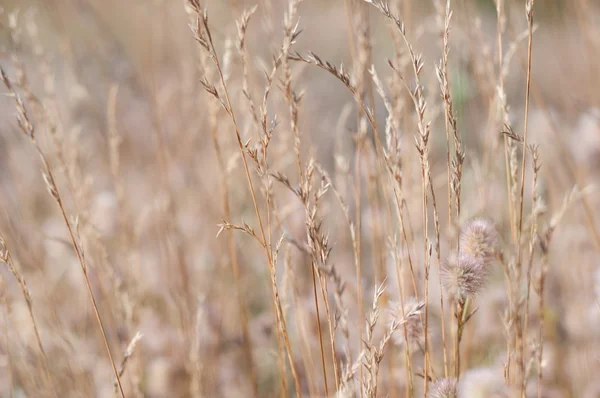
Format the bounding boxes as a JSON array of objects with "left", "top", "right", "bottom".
[{"left": 0, "top": 0, "right": 599, "bottom": 397}]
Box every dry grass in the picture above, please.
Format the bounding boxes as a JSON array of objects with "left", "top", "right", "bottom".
[{"left": 0, "top": 0, "right": 599, "bottom": 397}]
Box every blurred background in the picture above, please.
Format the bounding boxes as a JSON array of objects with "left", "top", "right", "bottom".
[{"left": 0, "top": 0, "right": 599, "bottom": 397}]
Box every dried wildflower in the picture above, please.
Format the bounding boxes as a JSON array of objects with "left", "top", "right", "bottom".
[
  {"left": 442, "top": 254, "right": 487, "bottom": 301},
  {"left": 428, "top": 377, "right": 458, "bottom": 398},
  {"left": 388, "top": 297, "right": 424, "bottom": 350},
  {"left": 460, "top": 218, "right": 498, "bottom": 264}
]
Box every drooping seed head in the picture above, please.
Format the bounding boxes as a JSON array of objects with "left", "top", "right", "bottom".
[
  {"left": 442, "top": 254, "right": 487, "bottom": 301},
  {"left": 460, "top": 218, "right": 498, "bottom": 264},
  {"left": 428, "top": 378, "right": 458, "bottom": 398}
]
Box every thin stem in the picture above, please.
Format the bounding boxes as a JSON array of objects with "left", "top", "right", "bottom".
[
  {"left": 1, "top": 68, "right": 126, "bottom": 398},
  {"left": 516, "top": 3, "right": 535, "bottom": 389},
  {"left": 211, "top": 108, "right": 258, "bottom": 396},
  {"left": 354, "top": 136, "right": 365, "bottom": 392},
  {"left": 454, "top": 297, "right": 470, "bottom": 380},
  {"left": 516, "top": 1, "right": 535, "bottom": 263},
  {"left": 312, "top": 262, "right": 329, "bottom": 396},
  {"left": 192, "top": 8, "right": 301, "bottom": 395},
  {"left": 319, "top": 278, "right": 340, "bottom": 390},
  {"left": 0, "top": 241, "right": 58, "bottom": 398},
  {"left": 421, "top": 158, "right": 430, "bottom": 396}
]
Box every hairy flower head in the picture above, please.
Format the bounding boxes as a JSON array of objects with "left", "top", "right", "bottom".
[
  {"left": 429, "top": 378, "right": 458, "bottom": 398},
  {"left": 460, "top": 218, "right": 498, "bottom": 264},
  {"left": 442, "top": 254, "right": 487, "bottom": 301},
  {"left": 388, "top": 296, "right": 423, "bottom": 350}
]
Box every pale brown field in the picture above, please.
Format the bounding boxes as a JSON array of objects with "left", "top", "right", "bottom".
[{"left": 0, "top": 1, "right": 599, "bottom": 397}]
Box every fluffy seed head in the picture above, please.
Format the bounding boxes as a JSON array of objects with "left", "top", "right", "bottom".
[
  {"left": 442, "top": 254, "right": 487, "bottom": 301},
  {"left": 460, "top": 218, "right": 498, "bottom": 263},
  {"left": 428, "top": 378, "right": 458, "bottom": 398},
  {"left": 388, "top": 297, "right": 423, "bottom": 349}
]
